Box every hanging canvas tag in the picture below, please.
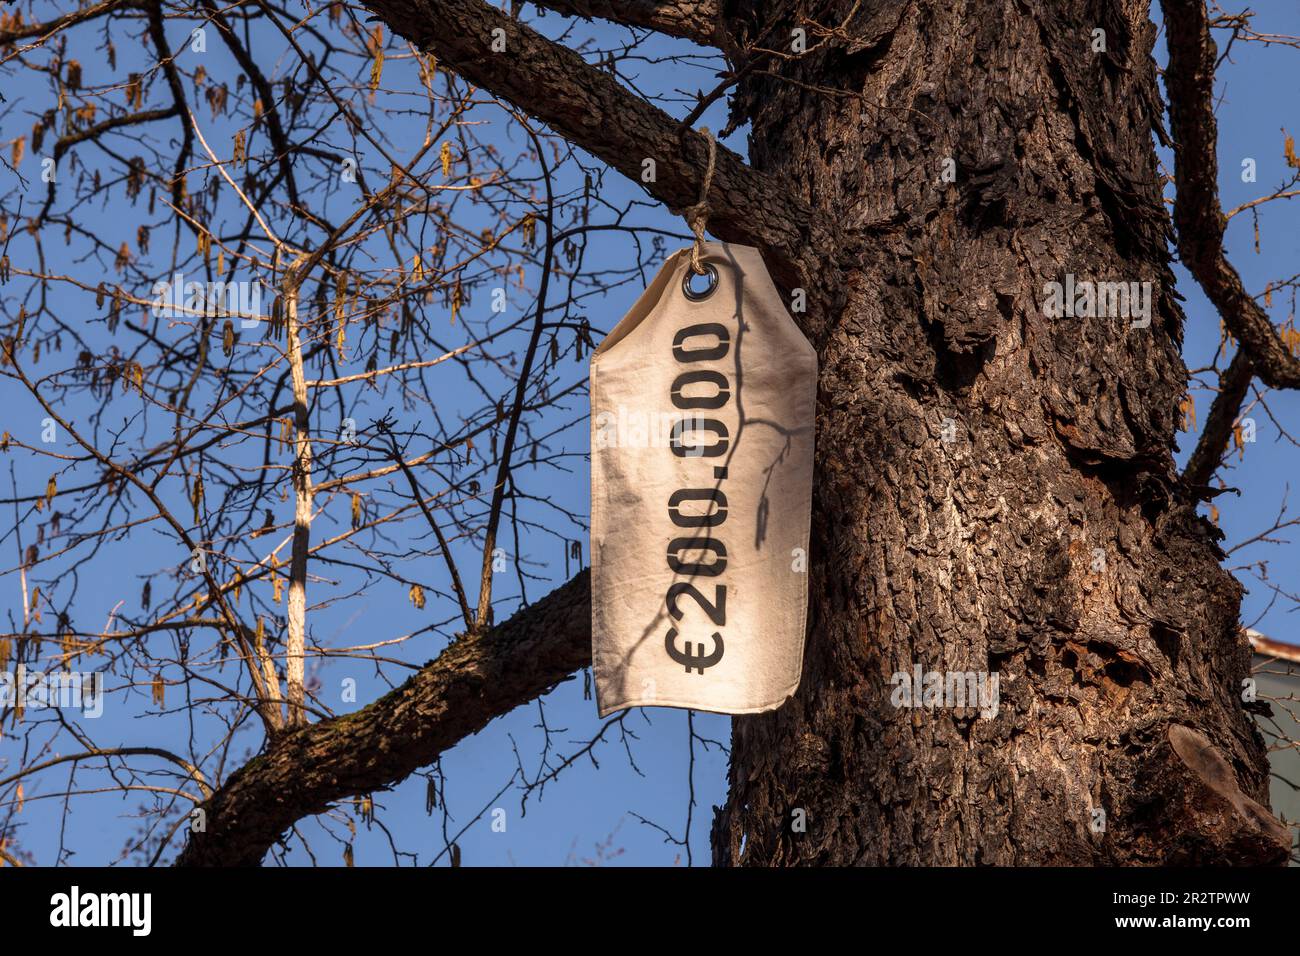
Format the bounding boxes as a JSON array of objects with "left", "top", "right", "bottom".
[{"left": 590, "top": 241, "right": 817, "bottom": 716}]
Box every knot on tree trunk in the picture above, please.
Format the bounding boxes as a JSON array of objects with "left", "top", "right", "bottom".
[{"left": 1147, "top": 724, "right": 1290, "bottom": 865}]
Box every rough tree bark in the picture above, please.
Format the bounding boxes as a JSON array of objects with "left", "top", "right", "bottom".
[
  {"left": 176, "top": 0, "right": 1290, "bottom": 865},
  {"left": 708, "top": 0, "right": 1285, "bottom": 866}
]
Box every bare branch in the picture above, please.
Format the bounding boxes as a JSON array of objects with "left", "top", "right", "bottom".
[
  {"left": 1162, "top": 0, "right": 1300, "bottom": 389},
  {"left": 0, "top": 748, "right": 212, "bottom": 801},
  {"left": 284, "top": 263, "right": 314, "bottom": 729},
  {"left": 377, "top": 422, "right": 476, "bottom": 634},
  {"left": 528, "top": 0, "right": 723, "bottom": 46}
]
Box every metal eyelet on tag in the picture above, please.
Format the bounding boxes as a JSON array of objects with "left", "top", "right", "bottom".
[{"left": 682, "top": 262, "right": 718, "bottom": 301}]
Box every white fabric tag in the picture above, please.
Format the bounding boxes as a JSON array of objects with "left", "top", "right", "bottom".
[{"left": 590, "top": 241, "right": 817, "bottom": 715}]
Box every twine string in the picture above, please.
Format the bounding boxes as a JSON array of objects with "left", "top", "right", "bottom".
[{"left": 680, "top": 127, "right": 717, "bottom": 275}]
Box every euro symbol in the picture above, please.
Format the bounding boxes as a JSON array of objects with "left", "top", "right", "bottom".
[{"left": 664, "top": 628, "right": 724, "bottom": 674}]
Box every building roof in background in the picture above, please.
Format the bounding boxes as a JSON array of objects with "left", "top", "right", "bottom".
[{"left": 1246, "top": 628, "right": 1300, "bottom": 664}]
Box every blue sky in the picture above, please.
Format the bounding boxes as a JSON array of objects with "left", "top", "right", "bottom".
[{"left": 1, "top": 3, "right": 1299, "bottom": 867}]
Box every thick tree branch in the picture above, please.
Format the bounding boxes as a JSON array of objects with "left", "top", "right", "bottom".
[
  {"left": 0, "top": 0, "right": 136, "bottom": 46},
  {"left": 362, "top": 0, "right": 826, "bottom": 292},
  {"left": 1162, "top": 0, "right": 1300, "bottom": 389},
  {"left": 1183, "top": 349, "right": 1252, "bottom": 488},
  {"left": 527, "top": 0, "right": 722, "bottom": 46},
  {"left": 174, "top": 571, "right": 591, "bottom": 866}
]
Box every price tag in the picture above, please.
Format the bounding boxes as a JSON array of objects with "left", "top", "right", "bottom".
[{"left": 590, "top": 242, "right": 817, "bottom": 715}]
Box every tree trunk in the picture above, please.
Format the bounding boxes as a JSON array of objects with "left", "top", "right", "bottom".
[{"left": 709, "top": 0, "right": 1287, "bottom": 865}]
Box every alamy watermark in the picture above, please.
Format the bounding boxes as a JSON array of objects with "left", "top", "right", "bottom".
[
  {"left": 890, "top": 664, "right": 1000, "bottom": 719},
  {"left": 151, "top": 271, "right": 267, "bottom": 326},
  {"left": 1042, "top": 273, "right": 1153, "bottom": 329},
  {"left": 594, "top": 406, "right": 715, "bottom": 456},
  {"left": 50, "top": 886, "right": 150, "bottom": 936},
  {"left": 0, "top": 664, "right": 104, "bottom": 718}
]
